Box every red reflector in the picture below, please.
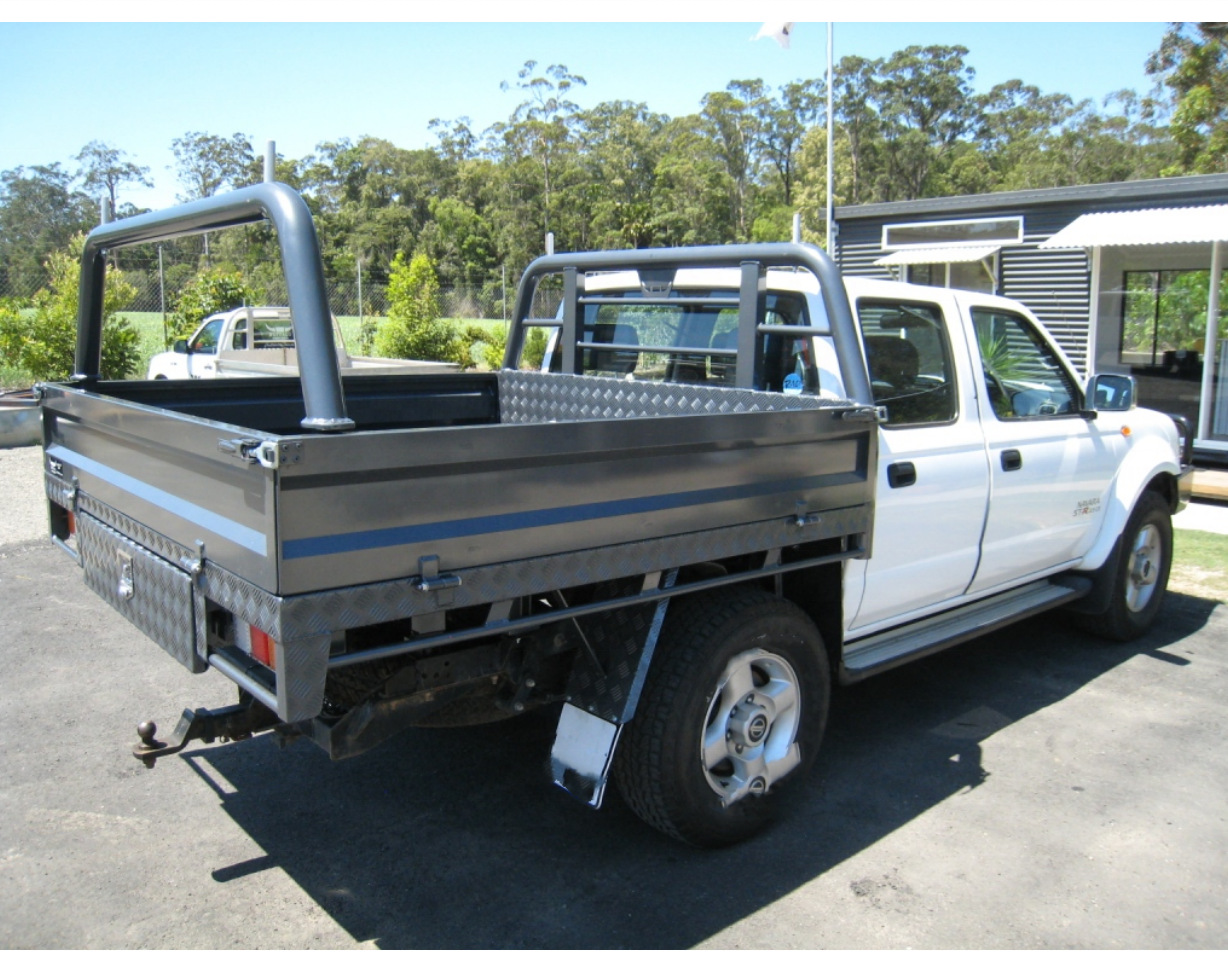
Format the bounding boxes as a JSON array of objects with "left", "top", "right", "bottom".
[{"left": 250, "top": 625, "right": 276, "bottom": 668}]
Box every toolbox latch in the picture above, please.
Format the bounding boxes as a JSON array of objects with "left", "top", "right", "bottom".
[
  {"left": 416, "top": 555, "right": 462, "bottom": 595},
  {"left": 218, "top": 438, "right": 283, "bottom": 469}
]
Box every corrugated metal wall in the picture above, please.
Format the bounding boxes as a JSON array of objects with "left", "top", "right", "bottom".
[
  {"left": 836, "top": 204, "right": 1091, "bottom": 366},
  {"left": 1000, "top": 209, "right": 1090, "bottom": 366},
  {"left": 837, "top": 222, "right": 896, "bottom": 281}
]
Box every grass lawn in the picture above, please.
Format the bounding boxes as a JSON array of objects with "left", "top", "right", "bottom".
[{"left": 1171, "top": 527, "right": 1228, "bottom": 602}]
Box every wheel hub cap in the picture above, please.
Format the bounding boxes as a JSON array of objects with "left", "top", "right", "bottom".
[
  {"left": 1125, "top": 523, "right": 1162, "bottom": 613},
  {"left": 728, "top": 703, "right": 770, "bottom": 747},
  {"left": 701, "top": 649, "right": 803, "bottom": 805}
]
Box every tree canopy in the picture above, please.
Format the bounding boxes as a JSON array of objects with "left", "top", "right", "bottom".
[{"left": 1, "top": 28, "right": 1223, "bottom": 312}]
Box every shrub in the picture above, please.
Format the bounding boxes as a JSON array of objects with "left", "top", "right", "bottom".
[
  {"left": 0, "top": 236, "right": 140, "bottom": 381},
  {"left": 166, "top": 269, "right": 255, "bottom": 345},
  {"left": 376, "top": 252, "right": 462, "bottom": 364},
  {"left": 522, "top": 326, "right": 549, "bottom": 370}
]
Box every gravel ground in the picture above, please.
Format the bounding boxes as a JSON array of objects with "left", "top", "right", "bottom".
[{"left": 0, "top": 446, "right": 46, "bottom": 545}]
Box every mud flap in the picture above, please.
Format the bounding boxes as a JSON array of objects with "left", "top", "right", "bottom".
[
  {"left": 551, "top": 704, "right": 623, "bottom": 807},
  {"left": 550, "top": 570, "right": 676, "bottom": 807}
]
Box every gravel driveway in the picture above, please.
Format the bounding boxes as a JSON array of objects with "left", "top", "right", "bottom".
[{"left": 0, "top": 446, "right": 46, "bottom": 545}]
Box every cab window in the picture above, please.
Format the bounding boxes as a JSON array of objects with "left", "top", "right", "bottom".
[
  {"left": 857, "top": 300, "right": 957, "bottom": 426},
  {"left": 971, "top": 308, "right": 1078, "bottom": 419},
  {"left": 189, "top": 319, "right": 223, "bottom": 354}
]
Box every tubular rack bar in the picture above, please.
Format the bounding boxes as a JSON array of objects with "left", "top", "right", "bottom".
[
  {"left": 73, "top": 182, "right": 353, "bottom": 432},
  {"left": 505, "top": 243, "right": 872, "bottom": 406},
  {"left": 577, "top": 296, "right": 742, "bottom": 307}
]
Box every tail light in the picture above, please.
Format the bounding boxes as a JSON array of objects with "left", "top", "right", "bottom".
[
  {"left": 249, "top": 625, "right": 277, "bottom": 669},
  {"left": 235, "top": 621, "right": 277, "bottom": 669}
]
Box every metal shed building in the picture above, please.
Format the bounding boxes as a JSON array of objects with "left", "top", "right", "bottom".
[{"left": 834, "top": 174, "right": 1228, "bottom": 460}]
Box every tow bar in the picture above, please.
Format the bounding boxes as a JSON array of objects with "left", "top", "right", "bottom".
[{"left": 132, "top": 696, "right": 280, "bottom": 768}]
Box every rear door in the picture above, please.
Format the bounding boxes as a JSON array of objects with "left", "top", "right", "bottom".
[
  {"left": 956, "top": 296, "right": 1126, "bottom": 594},
  {"left": 845, "top": 290, "right": 992, "bottom": 633}
]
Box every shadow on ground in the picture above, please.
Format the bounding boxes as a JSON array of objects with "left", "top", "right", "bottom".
[{"left": 189, "top": 592, "right": 1219, "bottom": 948}]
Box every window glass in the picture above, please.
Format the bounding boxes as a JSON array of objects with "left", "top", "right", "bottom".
[
  {"left": 884, "top": 217, "right": 1022, "bottom": 248},
  {"left": 948, "top": 260, "right": 994, "bottom": 293},
  {"left": 904, "top": 261, "right": 994, "bottom": 293},
  {"left": 572, "top": 291, "right": 817, "bottom": 392},
  {"left": 253, "top": 320, "right": 294, "bottom": 348},
  {"left": 971, "top": 308, "right": 1078, "bottom": 419},
  {"left": 857, "top": 300, "right": 958, "bottom": 426},
  {"left": 1120, "top": 269, "right": 1225, "bottom": 368},
  {"left": 190, "top": 318, "right": 223, "bottom": 354}
]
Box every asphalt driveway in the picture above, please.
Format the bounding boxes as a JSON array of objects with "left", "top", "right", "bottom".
[{"left": 1, "top": 527, "right": 1225, "bottom": 948}]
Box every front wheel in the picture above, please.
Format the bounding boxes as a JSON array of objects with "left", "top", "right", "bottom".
[
  {"left": 1091, "top": 490, "right": 1173, "bottom": 641},
  {"left": 614, "top": 588, "right": 830, "bottom": 847}
]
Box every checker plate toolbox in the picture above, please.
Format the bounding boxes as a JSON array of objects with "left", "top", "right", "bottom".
[{"left": 39, "top": 184, "right": 877, "bottom": 814}]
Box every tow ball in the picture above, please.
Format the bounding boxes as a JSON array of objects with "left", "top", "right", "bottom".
[{"left": 132, "top": 698, "right": 280, "bottom": 768}]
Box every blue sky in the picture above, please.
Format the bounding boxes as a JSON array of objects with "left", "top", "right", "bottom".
[{"left": 0, "top": 13, "right": 1169, "bottom": 213}]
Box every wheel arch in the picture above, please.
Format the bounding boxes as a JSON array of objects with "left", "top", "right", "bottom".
[
  {"left": 780, "top": 559, "right": 845, "bottom": 677},
  {"left": 1076, "top": 439, "right": 1180, "bottom": 574}
]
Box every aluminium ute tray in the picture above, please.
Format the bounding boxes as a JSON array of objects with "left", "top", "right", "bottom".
[{"left": 42, "top": 370, "right": 876, "bottom": 598}]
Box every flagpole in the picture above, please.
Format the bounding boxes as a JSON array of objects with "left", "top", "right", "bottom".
[{"left": 826, "top": 21, "right": 834, "bottom": 255}]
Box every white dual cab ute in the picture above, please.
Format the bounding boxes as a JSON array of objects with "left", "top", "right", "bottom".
[
  {"left": 46, "top": 184, "right": 1193, "bottom": 848},
  {"left": 535, "top": 268, "right": 1194, "bottom": 654},
  {"left": 147, "top": 305, "right": 455, "bottom": 380}
]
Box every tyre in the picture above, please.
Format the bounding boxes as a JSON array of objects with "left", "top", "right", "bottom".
[
  {"left": 614, "top": 588, "right": 830, "bottom": 847},
  {"left": 1093, "top": 490, "right": 1173, "bottom": 642}
]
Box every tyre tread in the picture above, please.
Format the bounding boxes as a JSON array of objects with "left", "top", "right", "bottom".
[{"left": 615, "top": 587, "right": 825, "bottom": 846}]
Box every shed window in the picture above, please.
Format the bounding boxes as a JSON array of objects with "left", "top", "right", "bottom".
[
  {"left": 1120, "top": 269, "right": 1225, "bottom": 369},
  {"left": 883, "top": 216, "right": 1023, "bottom": 249}
]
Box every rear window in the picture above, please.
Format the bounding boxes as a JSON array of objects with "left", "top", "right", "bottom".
[{"left": 550, "top": 290, "right": 820, "bottom": 394}]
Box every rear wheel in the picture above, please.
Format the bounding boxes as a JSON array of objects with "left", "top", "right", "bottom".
[{"left": 615, "top": 588, "right": 829, "bottom": 847}]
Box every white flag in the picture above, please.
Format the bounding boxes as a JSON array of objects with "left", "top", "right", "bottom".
[{"left": 754, "top": 22, "right": 795, "bottom": 49}]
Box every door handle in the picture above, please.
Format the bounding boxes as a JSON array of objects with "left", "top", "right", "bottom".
[
  {"left": 887, "top": 461, "right": 917, "bottom": 488},
  {"left": 1001, "top": 449, "right": 1023, "bottom": 471}
]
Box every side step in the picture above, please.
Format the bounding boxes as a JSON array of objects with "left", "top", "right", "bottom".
[{"left": 841, "top": 577, "right": 1091, "bottom": 682}]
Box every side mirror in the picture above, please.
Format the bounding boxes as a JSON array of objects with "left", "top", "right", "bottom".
[
  {"left": 1088, "top": 373, "right": 1135, "bottom": 412},
  {"left": 173, "top": 339, "right": 189, "bottom": 354}
]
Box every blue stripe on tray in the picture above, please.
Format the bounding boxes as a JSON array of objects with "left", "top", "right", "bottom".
[{"left": 281, "top": 471, "right": 855, "bottom": 560}]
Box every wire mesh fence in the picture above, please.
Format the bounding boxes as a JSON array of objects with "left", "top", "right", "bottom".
[{"left": 0, "top": 266, "right": 516, "bottom": 324}]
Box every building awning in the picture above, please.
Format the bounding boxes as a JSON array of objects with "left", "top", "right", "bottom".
[
  {"left": 873, "top": 244, "right": 1000, "bottom": 267},
  {"left": 1039, "top": 205, "right": 1228, "bottom": 249}
]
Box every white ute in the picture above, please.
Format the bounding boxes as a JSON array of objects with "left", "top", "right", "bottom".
[
  {"left": 147, "top": 305, "right": 456, "bottom": 380},
  {"left": 564, "top": 268, "right": 1193, "bottom": 653}
]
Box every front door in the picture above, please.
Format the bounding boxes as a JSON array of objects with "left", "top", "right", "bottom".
[{"left": 960, "top": 299, "right": 1126, "bottom": 595}]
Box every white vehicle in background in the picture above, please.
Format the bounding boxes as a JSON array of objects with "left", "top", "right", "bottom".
[{"left": 147, "top": 306, "right": 456, "bottom": 380}]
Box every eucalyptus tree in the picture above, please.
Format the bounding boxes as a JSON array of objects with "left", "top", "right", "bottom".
[
  {"left": 74, "top": 141, "right": 152, "bottom": 217},
  {"left": 754, "top": 79, "right": 823, "bottom": 207},
  {"left": 1146, "top": 22, "right": 1228, "bottom": 174},
  {"left": 170, "top": 132, "right": 256, "bottom": 201},
  {"left": 829, "top": 55, "right": 883, "bottom": 207},
  {"left": 0, "top": 164, "right": 94, "bottom": 294},
  {"left": 487, "top": 61, "right": 589, "bottom": 262},
  {"left": 873, "top": 45, "right": 978, "bottom": 200},
  {"left": 651, "top": 114, "right": 736, "bottom": 246},
  {"left": 576, "top": 100, "right": 668, "bottom": 250},
  {"left": 701, "top": 81, "right": 765, "bottom": 240}
]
